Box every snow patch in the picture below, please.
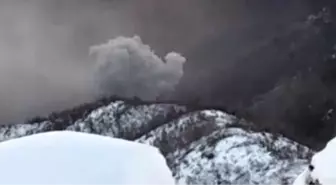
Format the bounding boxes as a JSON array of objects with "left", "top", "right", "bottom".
[{"left": 0, "top": 131, "right": 175, "bottom": 184}]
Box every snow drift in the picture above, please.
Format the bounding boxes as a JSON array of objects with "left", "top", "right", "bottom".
[
  {"left": 0, "top": 131, "right": 175, "bottom": 184},
  {"left": 90, "top": 35, "right": 186, "bottom": 100},
  {"left": 294, "top": 135, "right": 336, "bottom": 185}
]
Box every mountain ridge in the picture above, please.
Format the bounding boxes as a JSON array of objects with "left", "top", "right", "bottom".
[{"left": 0, "top": 98, "right": 314, "bottom": 184}]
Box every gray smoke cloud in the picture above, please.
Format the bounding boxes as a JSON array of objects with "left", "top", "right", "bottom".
[{"left": 90, "top": 35, "right": 186, "bottom": 100}]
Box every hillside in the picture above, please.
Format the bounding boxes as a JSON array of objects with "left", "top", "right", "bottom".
[{"left": 0, "top": 98, "right": 313, "bottom": 184}]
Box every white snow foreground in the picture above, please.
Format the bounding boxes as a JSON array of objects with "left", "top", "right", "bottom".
[
  {"left": 0, "top": 131, "right": 175, "bottom": 184},
  {"left": 293, "top": 136, "right": 336, "bottom": 185}
]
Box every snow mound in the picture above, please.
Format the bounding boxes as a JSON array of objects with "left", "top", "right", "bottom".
[
  {"left": 0, "top": 131, "right": 175, "bottom": 184},
  {"left": 90, "top": 35, "right": 186, "bottom": 100},
  {"left": 293, "top": 136, "right": 336, "bottom": 185}
]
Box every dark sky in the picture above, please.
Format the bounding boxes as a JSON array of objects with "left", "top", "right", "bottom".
[{"left": 0, "top": 0, "right": 315, "bottom": 123}]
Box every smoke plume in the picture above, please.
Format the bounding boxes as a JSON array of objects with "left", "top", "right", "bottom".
[{"left": 90, "top": 35, "right": 186, "bottom": 100}]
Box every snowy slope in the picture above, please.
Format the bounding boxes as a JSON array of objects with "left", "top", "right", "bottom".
[
  {"left": 136, "top": 110, "right": 312, "bottom": 184},
  {"left": 0, "top": 100, "right": 186, "bottom": 141},
  {"left": 0, "top": 131, "right": 175, "bottom": 184},
  {"left": 0, "top": 100, "right": 314, "bottom": 185}
]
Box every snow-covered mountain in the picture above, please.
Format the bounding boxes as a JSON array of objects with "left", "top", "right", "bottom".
[{"left": 0, "top": 99, "right": 314, "bottom": 184}]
